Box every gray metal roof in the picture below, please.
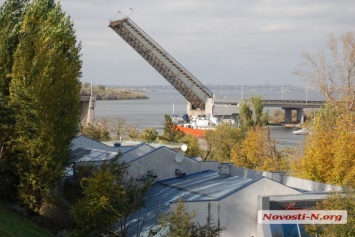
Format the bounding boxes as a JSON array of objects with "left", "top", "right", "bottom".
[
  {"left": 159, "top": 170, "right": 253, "bottom": 201},
  {"left": 120, "top": 170, "right": 255, "bottom": 236}
]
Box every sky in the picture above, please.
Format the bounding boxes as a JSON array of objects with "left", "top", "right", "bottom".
[{"left": 1, "top": 0, "right": 355, "bottom": 86}]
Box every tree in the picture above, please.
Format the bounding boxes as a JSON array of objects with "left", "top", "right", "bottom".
[
  {"left": 70, "top": 157, "right": 127, "bottom": 236},
  {"left": 9, "top": 0, "right": 82, "bottom": 210},
  {"left": 231, "top": 126, "right": 288, "bottom": 172},
  {"left": 305, "top": 191, "right": 355, "bottom": 237},
  {"left": 202, "top": 124, "right": 242, "bottom": 161},
  {"left": 158, "top": 198, "right": 224, "bottom": 237},
  {"left": 178, "top": 134, "right": 201, "bottom": 158},
  {"left": 294, "top": 32, "right": 355, "bottom": 114},
  {"left": 81, "top": 120, "right": 111, "bottom": 142},
  {"left": 161, "top": 114, "right": 184, "bottom": 142},
  {"left": 291, "top": 104, "right": 355, "bottom": 187},
  {"left": 0, "top": 0, "right": 29, "bottom": 200},
  {"left": 70, "top": 156, "right": 152, "bottom": 237},
  {"left": 238, "top": 95, "right": 268, "bottom": 136},
  {"left": 110, "top": 117, "right": 127, "bottom": 140},
  {"left": 140, "top": 128, "right": 158, "bottom": 142}
]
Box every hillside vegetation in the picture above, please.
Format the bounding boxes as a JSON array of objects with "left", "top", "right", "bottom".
[{"left": 81, "top": 84, "right": 148, "bottom": 100}]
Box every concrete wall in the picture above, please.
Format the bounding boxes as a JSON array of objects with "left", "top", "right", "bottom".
[{"left": 126, "top": 147, "right": 202, "bottom": 181}]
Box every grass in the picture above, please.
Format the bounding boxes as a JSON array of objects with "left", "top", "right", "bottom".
[{"left": 0, "top": 200, "right": 54, "bottom": 237}]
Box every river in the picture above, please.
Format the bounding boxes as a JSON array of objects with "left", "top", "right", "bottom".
[{"left": 94, "top": 87, "right": 322, "bottom": 149}]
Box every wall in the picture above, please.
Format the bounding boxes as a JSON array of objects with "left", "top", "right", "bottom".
[{"left": 180, "top": 178, "right": 301, "bottom": 237}]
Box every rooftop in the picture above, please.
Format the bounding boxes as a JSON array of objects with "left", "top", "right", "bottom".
[{"left": 122, "top": 170, "right": 255, "bottom": 236}]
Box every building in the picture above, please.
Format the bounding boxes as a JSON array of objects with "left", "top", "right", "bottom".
[{"left": 68, "top": 135, "right": 343, "bottom": 237}]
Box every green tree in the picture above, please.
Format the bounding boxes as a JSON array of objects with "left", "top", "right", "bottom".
[
  {"left": 81, "top": 120, "right": 111, "bottom": 142},
  {"left": 179, "top": 134, "right": 200, "bottom": 158},
  {"left": 70, "top": 158, "right": 127, "bottom": 236},
  {"left": 140, "top": 128, "right": 158, "bottom": 142},
  {"left": 158, "top": 198, "right": 224, "bottom": 237},
  {"left": 70, "top": 157, "right": 152, "bottom": 237},
  {"left": 161, "top": 114, "right": 184, "bottom": 142},
  {"left": 9, "top": 0, "right": 82, "bottom": 210},
  {"left": 0, "top": 0, "right": 28, "bottom": 200},
  {"left": 305, "top": 191, "right": 355, "bottom": 237},
  {"left": 238, "top": 95, "right": 268, "bottom": 136},
  {"left": 202, "top": 124, "right": 242, "bottom": 161}
]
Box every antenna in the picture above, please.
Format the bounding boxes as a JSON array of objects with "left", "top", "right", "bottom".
[
  {"left": 90, "top": 76, "right": 93, "bottom": 96},
  {"left": 202, "top": 71, "right": 213, "bottom": 85},
  {"left": 127, "top": 0, "right": 141, "bottom": 18},
  {"left": 111, "top": 10, "right": 121, "bottom": 21},
  {"left": 241, "top": 83, "right": 244, "bottom": 100}
]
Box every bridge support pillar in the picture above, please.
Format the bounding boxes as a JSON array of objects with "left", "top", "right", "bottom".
[
  {"left": 284, "top": 109, "right": 292, "bottom": 124},
  {"left": 186, "top": 98, "right": 214, "bottom": 117},
  {"left": 296, "top": 108, "right": 304, "bottom": 124}
]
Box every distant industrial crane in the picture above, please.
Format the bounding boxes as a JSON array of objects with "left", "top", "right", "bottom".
[{"left": 109, "top": 17, "right": 214, "bottom": 114}]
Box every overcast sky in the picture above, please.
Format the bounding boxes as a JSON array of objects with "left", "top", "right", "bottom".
[{"left": 2, "top": 0, "right": 355, "bottom": 86}]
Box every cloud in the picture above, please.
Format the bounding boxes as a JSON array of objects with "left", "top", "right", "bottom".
[{"left": 1, "top": 0, "right": 355, "bottom": 86}]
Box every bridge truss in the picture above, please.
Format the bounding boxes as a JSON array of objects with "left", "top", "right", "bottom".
[{"left": 109, "top": 18, "right": 213, "bottom": 110}]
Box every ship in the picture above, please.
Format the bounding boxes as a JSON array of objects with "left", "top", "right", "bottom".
[{"left": 172, "top": 114, "right": 235, "bottom": 137}]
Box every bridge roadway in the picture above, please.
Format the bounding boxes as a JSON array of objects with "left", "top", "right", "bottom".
[{"left": 214, "top": 98, "right": 326, "bottom": 123}]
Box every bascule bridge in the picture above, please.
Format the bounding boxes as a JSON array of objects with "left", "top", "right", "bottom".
[
  {"left": 109, "top": 17, "right": 325, "bottom": 124},
  {"left": 109, "top": 17, "right": 218, "bottom": 117}
]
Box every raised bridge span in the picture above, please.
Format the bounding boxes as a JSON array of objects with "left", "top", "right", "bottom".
[
  {"left": 109, "top": 17, "right": 213, "bottom": 115},
  {"left": 109, "top": 17, "right": 326, "bottom": 122}
]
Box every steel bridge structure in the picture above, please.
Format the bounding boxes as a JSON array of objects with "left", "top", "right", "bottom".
[{"left": 109, "top": 17, "right": 214, "bottom": 115}]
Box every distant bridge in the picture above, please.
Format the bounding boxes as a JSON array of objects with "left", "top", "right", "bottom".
[{"left": 215, "top": 98, "right": 326, "bottom": 123}]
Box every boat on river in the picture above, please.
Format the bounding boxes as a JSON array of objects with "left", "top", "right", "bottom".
[{"left": 292, "top": 128, "right": 311, "bottom": 135}]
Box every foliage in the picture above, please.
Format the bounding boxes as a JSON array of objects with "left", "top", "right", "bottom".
[
  {"left": 80, "top": 120, "right": 111, "bottom": 142},
  {"left": 81, "top": 86, "right": 148, "bottom": 100},
  {"left": 97, "top": 84, "right": 105, "bottom": 90},
  {"left": 140, "top": 128, "right": 158, "bottom": 142},
  {"left": 8, "top": 0, "right": 81, "bottom": 210},
  {"left": 161, "top": 114, "right": 184, "bottom": 142},
  {"left": 292, "top": 33, "right": 355, "bottom": 188},
  {"left": 70, "top": 157, "right": 127, "bottom": 236},
  {"left": 158, "top": 198, "right": 224, "bottom": 237},
  {"left": 269, "top": 109, "right": 284, "bottom": 123},
  {"left": 304, "top": 191, "right": 355, "bottom": 237},
  {"left": 231, "top": 126, "right": 288, "bottom": 171},
  {"left": 0, "top": 0, "right": 28, "bottom": 201},
  {"left": 179, "top": 134, "right": 200, "bottom": 158},
  {"left": 70, "top": 156, "right": 152, "bottom": 237},
  {"left": 291, "top": 104, "right": 355, "bottom": 187},
  {"left": 294, "top": 32, "right": 355, "bottom": 114},
  {"left": 238, "top": 95, "right": 268, "bottom": 136},
  {"left": 126, "top": 123, "right": 140, "bottom": 139},
  {"left": 202, "top": 123, "right": 242, "bottom": 161}
]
